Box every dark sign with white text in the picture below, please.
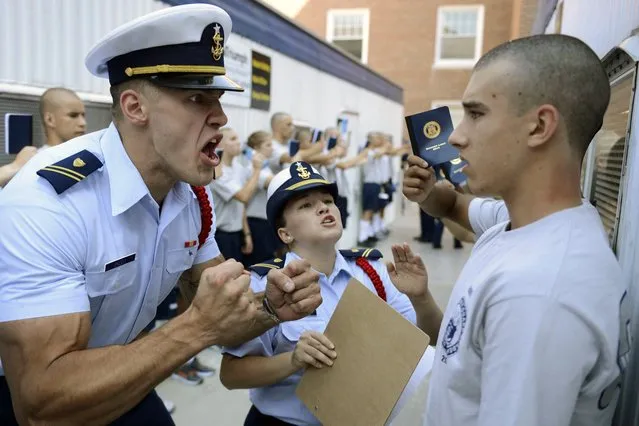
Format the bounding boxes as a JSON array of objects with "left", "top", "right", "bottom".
[{"left": 251, "top": 50, "right": 271, "bottom": 111}]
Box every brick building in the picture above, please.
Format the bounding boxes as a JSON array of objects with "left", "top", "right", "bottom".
[{"left": 263, "top": 0, "right": 539, "bottom": 134}]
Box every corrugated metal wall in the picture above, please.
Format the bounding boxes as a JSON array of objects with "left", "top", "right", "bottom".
[
  {"left": 556, "top": 0, "right": 639, "bottom": 58},
  {"left": 0, "top": 0, "right": 168, "bottom": 95}
]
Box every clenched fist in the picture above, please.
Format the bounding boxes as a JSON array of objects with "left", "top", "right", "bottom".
[
  {"left": 189, "top": 259, "right": 257, "bottom": 347},
  {"left": 265, "top": 259, "right": 322, "bottom": 322}
]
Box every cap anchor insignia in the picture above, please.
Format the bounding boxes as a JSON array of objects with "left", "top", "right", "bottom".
[
  {"left": 212, "top": 23, "right": 224, "bottom": 60},
  {"left": 296, "top": 162, "right": 311, "bottom": 179},
  {"left": 84, "top": 4, "right": 244, "bottom": 92}
]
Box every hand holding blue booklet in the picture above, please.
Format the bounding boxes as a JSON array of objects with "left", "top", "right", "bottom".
[{"left": 405, "top": 106, "right": 459, "bottom": 167}]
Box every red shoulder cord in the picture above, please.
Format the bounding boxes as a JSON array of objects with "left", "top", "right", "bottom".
[
  {"left": 191, "top": 185, "right": 213, "bottom": 249},
  {"left": 355, "top": 257, "right": 387, "bottom": 301}
]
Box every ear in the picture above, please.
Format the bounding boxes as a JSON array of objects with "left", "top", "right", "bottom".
[
  {"left": 119, "top": 89, "right": 149, "bottom": 126},
  {"left": 527, "top": 104, "right": 560, "bottom": 148},
  {"left": 44, "top": 111, "right": 55, "bottom": 128},
  {"left": 277, "top": 227, "right": 292, "bottom": 244}
]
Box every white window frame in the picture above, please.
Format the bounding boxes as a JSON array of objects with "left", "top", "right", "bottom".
[
  {"left": 434, "top": 5, "right": 485, "bottom": 69},
  {"left": 326, "top": 8, "right": 370, "bottom": 64}
]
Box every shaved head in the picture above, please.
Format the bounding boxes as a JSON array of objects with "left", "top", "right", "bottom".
[
  {"left": 270, "top": 111, "right": 294, "bottom": 142},
  {"left": 39, "top": 88, "right": 82, "bottom": 126},
  {"left": 475, "top": 34, "right": 610, "bottom": 156},
  {"left": 270, "top": 112, "right": 291, "bottom": 130},
  {"left": 39, "top": 87, "right": 86, "bottom": 145}
]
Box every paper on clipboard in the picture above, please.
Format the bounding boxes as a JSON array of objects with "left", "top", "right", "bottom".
[{"left": 296, "top": 278, "right": 431, "bottom": 426}]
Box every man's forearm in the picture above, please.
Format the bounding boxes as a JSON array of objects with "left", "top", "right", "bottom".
[
  {"left": 418, "top": 184, "right": 458, "bottom": 218},
  {"left": 410, "top": 293, "right": 443, "bottom": 346},
  {"left": 177, "top": 273, "right": 277, "bottom": 346},
  {"left": 18, "top": 310, "right": 208, "bottom": 425}
]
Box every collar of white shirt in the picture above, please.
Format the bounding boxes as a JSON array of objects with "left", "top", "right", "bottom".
[
  {"left": 101, "top": 123, "right": 195, "bottom": 216},
  {"left": 285, "top": 250, "right": 353, "bottom": 284}
]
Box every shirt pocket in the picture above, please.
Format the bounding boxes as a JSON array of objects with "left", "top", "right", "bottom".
[
  {"left": 165, "top": 248, "right": 196, "bottom": 275},
  {"left": 161, "top": 248, "right": 196, "bottom": 300},
  {"left": 280, "top": 316, "right": 327, "bottom": 344},
  {"left": 85, "top": 261, "right": 136, "bottom": 297}
]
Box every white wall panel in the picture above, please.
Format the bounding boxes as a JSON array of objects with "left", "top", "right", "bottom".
[
  {"left": 0, "top": 0, "right": 169, "bottom": 93},
  {"left": 554, "top": 0, "right": 639, "bottom": 58}
]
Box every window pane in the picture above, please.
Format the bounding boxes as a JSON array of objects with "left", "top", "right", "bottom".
[
  {"left": 440, "top": 36, "right": 476, "bottom": 60},
  {"left": 332, "top": 13, "right": 363, "bottom": 39},
  {"left": 589, "top": 72, "right": 634, "bottom": 246},
  {"left": 439, "top": 8, "right": 480, "bottom": 61},
  {"left": 333, "top": 39, "right": 363, "bottom": 61},
  {"left": 442, "top": 10, "right": 478, "bottom": 36}
]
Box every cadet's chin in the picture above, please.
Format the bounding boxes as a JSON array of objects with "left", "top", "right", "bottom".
[
  {"left": 319, "top": 225, "right": 343, "bottom": 244},
  {"left": 187, "top": 168, "right": 216, "bottom": 187},
  {"left": 465, "top": 178, "right": 495, "bottom": 198}
]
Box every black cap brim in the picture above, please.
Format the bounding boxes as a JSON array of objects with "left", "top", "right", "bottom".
[{"left": 148, "top": 74, "right": 244, "bottom": 91}]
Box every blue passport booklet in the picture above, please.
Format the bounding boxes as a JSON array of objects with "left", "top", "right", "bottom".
[
  {"left": 405, "top": 106, "right": 459, "bottom": 166},
  {"left": 441, "top": 157, "right": 468, "bottom": 186}
]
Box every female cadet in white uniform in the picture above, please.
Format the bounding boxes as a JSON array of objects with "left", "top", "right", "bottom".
[
  {"left": 219, "top": 161, "right": 434, "bottom": 426},
  {"left": 359, "top": 133, "right": 385, "bottom": 246},
  {"left": 243, "top": 130, "right": 277, "bottom": 265},
  {"left": 0, "top": 6, "right": 322, "bottom": 426},
  {"left": 210, "top": 127, "right": 264, "bottom": 264}
]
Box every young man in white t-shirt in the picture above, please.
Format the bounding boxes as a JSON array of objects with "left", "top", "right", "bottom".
[{"left": 402, "top": 34, "right": 630, "bottom": 426}]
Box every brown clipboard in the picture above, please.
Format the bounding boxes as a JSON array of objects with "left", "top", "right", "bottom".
[{"left": 296, "top": 278, "right": 430, "bottom": 425}]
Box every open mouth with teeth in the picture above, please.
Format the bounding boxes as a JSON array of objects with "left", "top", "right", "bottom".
[
  {"left": 321, "top": 215, "right": 336, "bottom": 226},
  {"left": 200, "top": 136, "right": 222, "bottom": 167}
]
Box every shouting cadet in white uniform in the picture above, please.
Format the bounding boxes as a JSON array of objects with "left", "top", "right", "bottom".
[
  {"left": 402, "top": 34, "right": 630, "bottom": 425},
  {"left": 0, "top": 5, "right": 321, "bottom": 426}
]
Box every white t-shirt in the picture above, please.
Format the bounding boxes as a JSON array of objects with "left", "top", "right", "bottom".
[
  {"left": 424, "top": 198, "right": 629, "bottom": 426},
  {"left": 379, "top": 155, "right": 392, "bottom": 183},
  {"left": 363, "top": 149, "right": 381, "bottom": 184},
  {"left": 335, "top": 168, "right": 349, "bottom": 197},
  {"left": 268, "top": 140, "right": 289, "bottom": 174},
  {"left": 246, "top": 167, "right": 272, "bottom": 220},
  {"left": 209, "top": 159, "right": 247, "bottom": 232}
]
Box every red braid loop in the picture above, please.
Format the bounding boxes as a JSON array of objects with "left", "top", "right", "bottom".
[
  {"left": 355, "top": 257, "right": 387, "bottom": 301},
  {"left": 191, "top": 185, "right": 213, "bottom": 249}
]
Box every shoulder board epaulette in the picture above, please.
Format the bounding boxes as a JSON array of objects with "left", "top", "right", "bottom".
[
  {"left": 340, "top": 248, "right": 383, "bottom": 261},
  {"left": 249, "top": 257, "right": 285, "bottom": 277},
  {"left": 37, "top": 149, "right": 102, "bottom": 194}
]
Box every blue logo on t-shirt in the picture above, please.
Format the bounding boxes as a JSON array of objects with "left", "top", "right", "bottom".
[{"left": 441, "top": 297, "right": 467, "bottom": 362}]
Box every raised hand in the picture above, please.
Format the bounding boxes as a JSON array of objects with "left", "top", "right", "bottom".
[{"left": 387, "top": 243, "right": 429, "bottom": 299}]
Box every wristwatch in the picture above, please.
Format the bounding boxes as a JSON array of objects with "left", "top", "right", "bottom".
[{"left": 262, "top": 296, "right": 281, "bottom": 325}]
